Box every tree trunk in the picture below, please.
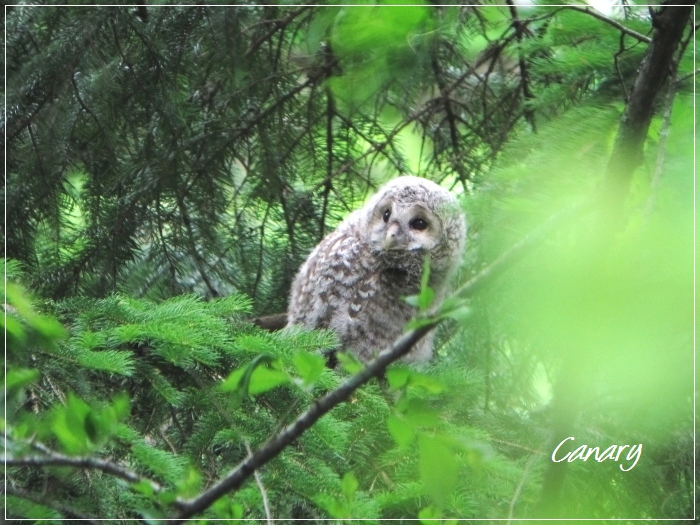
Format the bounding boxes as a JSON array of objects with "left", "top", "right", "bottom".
[{"left": 604, "top": 2, "right": 692, "bottom": 210}]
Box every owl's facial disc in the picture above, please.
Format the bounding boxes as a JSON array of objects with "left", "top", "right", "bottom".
[{"left": 370, "top": 201, "right": 440, "bottom": 253}]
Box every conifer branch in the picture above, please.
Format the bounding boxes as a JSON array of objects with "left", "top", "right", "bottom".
[{"left": 244, "top": 5, "right": 314, "bottom": 60}]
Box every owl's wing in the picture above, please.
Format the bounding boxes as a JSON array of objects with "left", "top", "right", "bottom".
[{"left": 288, "top": 228, "right": 373, "bottom": 331}]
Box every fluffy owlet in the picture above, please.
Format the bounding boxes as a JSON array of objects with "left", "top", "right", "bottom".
[{"left": 287, "top": 176, "right": 466, "bottom": 363}]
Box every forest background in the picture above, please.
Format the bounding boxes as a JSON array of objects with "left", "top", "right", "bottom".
[{"left": 3, "top": 0, "right": 696, "bottom": 521}]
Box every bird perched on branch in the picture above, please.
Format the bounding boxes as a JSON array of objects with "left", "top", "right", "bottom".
[{"left": 288, "top": 176, "right": 466, "bottom": 363}]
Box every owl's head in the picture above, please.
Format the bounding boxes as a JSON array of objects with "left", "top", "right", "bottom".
[{"left": 364, "top": 176, "right": 465, "bottom": 268}]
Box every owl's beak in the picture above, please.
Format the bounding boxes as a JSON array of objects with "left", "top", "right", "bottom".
[{"left": 383, "top": 223, "right": 402, "bottom": 250}]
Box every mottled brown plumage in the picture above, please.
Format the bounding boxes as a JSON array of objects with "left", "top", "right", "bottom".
[{"left": 288, "top": 176, "right": 466, "bottom": 363}]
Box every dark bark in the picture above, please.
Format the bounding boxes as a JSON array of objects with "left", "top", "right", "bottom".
[
  {"left": 251, "top": 312, "right": 288, "bottom": 331},
  {"left": 604, "top": 3, "right": 692, "bottom": 208}
]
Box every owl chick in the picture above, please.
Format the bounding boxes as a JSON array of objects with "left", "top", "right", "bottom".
[{"left": 287, "top": 176, "right": 466, "bottom": 363}]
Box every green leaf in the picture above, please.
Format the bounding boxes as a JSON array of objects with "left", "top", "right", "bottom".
[
  {"left": 387, "top": 366, "right": 411, "bottom": 389},
  {"left": 387, "top": 414, "right": 415, "bottom": 448},
  {"left": 398, "top": 397, "right": 440, "bottom": 429},
  {"left": 406, "top": 371, "right": 445, "bottom": 395},
  {"left": 420, "top": 252, "right": 431, "bottom": 291},
  {"left": 437, "top": 295, "right": 472, "bottom": 323},
  {"left": 340, "top": 472, "right": 359, "bottom": 502},
  {"left": 220, "top": 354, "right": 289, "bottom": 398},
  {"left": 419, "top": 434, "right": 458, "bottom": 507},
  {"left": 417, "top": 286, "right": 435, "bottom": 311},
  {"left": 52, "top": 395, "right": 91, "bottom": 454},
  {"left": 31, "top": 315, "right": 68, "bottom": 341},
  {"left": 248, "top": 366, "right": 290, "bottom": 395},
  {"left": 212, "top": 497, "right": 244, "bottom": 520},
  {"left": 387, "top": 367, "right": 444, "bottom": 394},
  {"left": 336, "top": 352, "right": 364, "bottom": 374},
  {"left": 404, "top": 294, "right": 420, "bottom": 308},
  {"left": 5, "top": 368, "right": 40, "bottom": 391},
  {"left": 418, "top": 505, "right": 442, "bottom": 521},
  {"left": 220, "top": 354, "right": 276, "bottom": 394},
  {"left": 404, "top": 316, "right": 437, "bottom": 331},
  {"left": 314, "top": 494, "right": 350, "bottom": 519},
  {"left": 4, "top": 316, "right": 26, "bottom": 345},
  {"left": 293, "top": 350, "right": 326, "bottom": 387},
  {"left": 51, "top": 393, "right": 130, "bottom": 454},
  {"left": 131, "top": 479, "right": 155, "bottom": 497}
]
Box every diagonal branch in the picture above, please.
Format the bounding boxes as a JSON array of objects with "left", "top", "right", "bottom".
[
  {"left": 565, "top": 5, "right": 652, "bottom": 44},
  {"left": 168, "top": 199, "right": 572, "bottom": 521}
]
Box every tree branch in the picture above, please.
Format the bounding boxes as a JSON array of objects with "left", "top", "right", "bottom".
[
  {"left": 5, "top": 441, "right": 164, "bottom": 495},
  {"left": 4, "top": 484, "right": 99, "bottom": 523},
  {"left": 507, "top": 0, "right": 537, "bottom": 133},
  {"left": 565, "top": 5, "right": 652, "bottom": 44}
]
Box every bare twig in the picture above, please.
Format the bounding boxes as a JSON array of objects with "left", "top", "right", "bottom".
[
  {"left": 171, "top": 323, "right": 438, "bottom": 521},
  {"left": 613, "top": 32, "right": 630, "bottom": 102},
  {"left": 431, "top": 48, "right": 470, "bottom": 191},
  {"left": 4, "top": 484, "right": 99, "bottom": 523},
  {"left": 6, "top": 441, "right": 164, "bottom": 495},
  {"left": 506, "top": 455, "right": 539, "bottom": 523},
  {"left": 320, "top": 88, "right": 335, "bottom": 240},
  {"left": 245, "top": 441, "right": 272, "bottom": 524},
  {"left": 674, "top": 68, "right": 699, "bottom": 85},
  {"left": 243, "top": 5, "right": 314, "bottom": 60},
  {"left": 507, "top": 0, "right": 537, "bottom": 133},
  {"left": 645, "top": 22, "right": 693, "bottom": 216},
  {"left": 565, "top": 5, "right": 652, "bottom": 44},
  {"left": 251, "top": 312, "right": 288, "bottom": 331}
]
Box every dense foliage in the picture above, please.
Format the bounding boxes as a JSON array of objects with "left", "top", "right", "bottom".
[{"left": 4, "top": 1, "right": 695, "bottom": 521}]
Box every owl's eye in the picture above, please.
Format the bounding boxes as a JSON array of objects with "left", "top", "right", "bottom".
[
  {"left": 383, "top": 209, "right": 391, "bottom": 223},
  {"left": 410, "top": 217, "right": 428, "bottom": 231}
]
